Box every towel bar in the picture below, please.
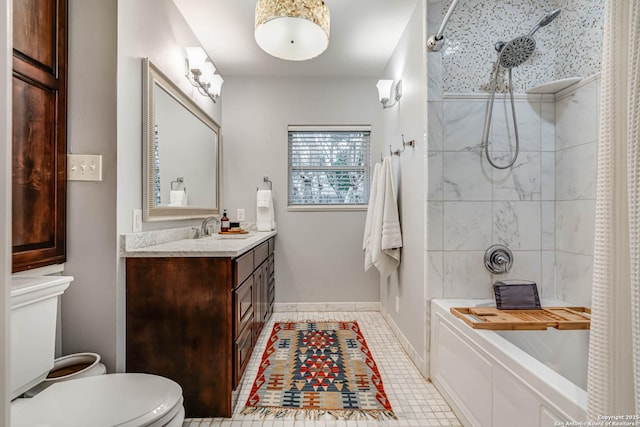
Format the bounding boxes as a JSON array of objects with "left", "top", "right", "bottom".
[{"left": 257, "top": 176, "right": 272, "bottom": 191}]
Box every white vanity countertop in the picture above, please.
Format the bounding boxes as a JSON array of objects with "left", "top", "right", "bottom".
[{"left": 120, "top": 227, "right": 277, "bottom": 258}]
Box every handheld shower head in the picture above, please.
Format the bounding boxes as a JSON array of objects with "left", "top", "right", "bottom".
[
  {"left": 483, "top": 8, "right": 561, "bottom": 170},
  {"left": 497, "top": 36, "right": 536, "bottom": 68},
  {"left": 495, "top": 8, "right": 561, "bottom": 69},
  {"left": 528, "top": 9, "right": 561, "bottom": 37}
]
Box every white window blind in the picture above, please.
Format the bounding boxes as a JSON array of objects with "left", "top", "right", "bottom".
[{"left": 288, "top": 126, "right": 371, "bottom": 208}]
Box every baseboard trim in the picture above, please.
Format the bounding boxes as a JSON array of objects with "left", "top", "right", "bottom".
[
  {"left": 273, "top": 302, "right": 381, "bottom": 312},
  {"left": 379, "top": 304, "right": 428, "bottom": 378}
]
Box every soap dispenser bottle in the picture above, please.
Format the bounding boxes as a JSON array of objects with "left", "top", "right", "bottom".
[{"left": 221, "top": 209, "right": 230, "bottom": 232}]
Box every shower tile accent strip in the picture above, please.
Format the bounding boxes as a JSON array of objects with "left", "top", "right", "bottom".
[{"left": 183, "top": 311, "right": 461, "bottom": 427}]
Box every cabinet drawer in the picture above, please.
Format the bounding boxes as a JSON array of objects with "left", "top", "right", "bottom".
[
  {"left": 234, "top": 250, "right": 254, "bottom": 287},
  {"left": 254, "top": 241, "right": 269, "bottom": 267},
  {"left": 234, "top": 276, "right": 254, "bottom": 339},
  {"left": 234, "top": 321, "right": 254, "bottom": 387},
  {"left": 268, "top": 237, "right": 275, "bottom": 255}
]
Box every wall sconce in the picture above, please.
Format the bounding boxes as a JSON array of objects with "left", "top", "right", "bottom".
[
  {"left": 185, "top": 47, "right": 224, "bottom": 103},
  {"left": 376, "top": 79, "right": 402, "bottom": 108}
]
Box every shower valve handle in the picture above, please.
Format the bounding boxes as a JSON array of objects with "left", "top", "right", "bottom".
[{"left": 484, "top": 245, "right": 514, "bottom": 274}]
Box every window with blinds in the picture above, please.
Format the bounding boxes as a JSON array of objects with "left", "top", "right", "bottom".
[{"left": 288, "top": 126, "right": 371, "bottom": 209}]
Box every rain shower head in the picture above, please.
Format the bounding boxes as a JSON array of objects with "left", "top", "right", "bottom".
[{"left": 494, "top": 8, "right": 561, "bottom": 69}]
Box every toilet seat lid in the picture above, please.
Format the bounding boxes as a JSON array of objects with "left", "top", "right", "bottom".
[{"left": 12, "top": 373, "right": 183, "bottom": 427}]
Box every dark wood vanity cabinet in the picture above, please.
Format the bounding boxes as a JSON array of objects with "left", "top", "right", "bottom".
[{"left": 125, "top": 237, "right": 275, "bottom": 418}]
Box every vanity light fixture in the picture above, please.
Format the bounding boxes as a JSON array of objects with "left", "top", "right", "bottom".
[
  {"left": 185, "top": 46, "right": 224, "bottom": 103},
  {"left": 255, "top": 0, "right": 330, "bottom": 61},
  {"left": 376, "top": 79, "right": 402, "bottom": 108}
]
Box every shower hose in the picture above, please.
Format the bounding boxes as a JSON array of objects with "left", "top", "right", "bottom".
[{"left": 481, "top": 62, "right": 520, "bottom": 170}]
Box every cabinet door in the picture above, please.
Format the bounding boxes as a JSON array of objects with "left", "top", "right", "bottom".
[
  {"left": 252, "top": 266, "right": 263, "bottom": 342},
  {"left": 234, "top": 321, "right": 253, "bottom": 388},
  {"left": 12, "top": 0, "right": 67, "bottom": 271},
  {"left": 267, "top": 254, "right": 275, "bottom": 319},
  {"left": 234, "top": 276, "right": 254, "bottom": 340},
  {"left": 126, "top": 257, "right": 233, "bottom": 418},
  {"left": 261, "top": 260, "right": 270, "bottom": 323}
]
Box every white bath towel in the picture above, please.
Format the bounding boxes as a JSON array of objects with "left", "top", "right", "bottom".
[
  {"left": 256, "top": 190, "right": 275, "bottom": 231},
  {"left": 365, "top": 157, "right": 402, "bottom": 278},
  {"left": 363, "top": 162, "right": 381, "bottom": 271},
  {"left": 256, "top": 190, "right": 271, "bottom": 208},
  {"left": 169, "top": 190, "right": 187, "bottom": 207},
  {"left": 380, "top": 158, "right": 403, "bottom": 252}
]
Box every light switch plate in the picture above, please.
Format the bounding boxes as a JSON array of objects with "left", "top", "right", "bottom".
[
  {"left": 68, "top": 154, "right": 103, "bottom": 181},
  {"left": 132, "top": 209, "right": 142, "bottom": 232}
]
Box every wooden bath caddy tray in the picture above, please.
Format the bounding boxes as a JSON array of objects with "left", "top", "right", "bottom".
[{"left": 450, "top": 306, "right": 591, "bottom": 330}]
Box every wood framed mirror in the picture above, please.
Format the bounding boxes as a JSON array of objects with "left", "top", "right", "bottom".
[{"left": 142, "top": 57, "right": 221, "bottom": 221}]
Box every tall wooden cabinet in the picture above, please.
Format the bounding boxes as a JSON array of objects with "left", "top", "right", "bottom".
[
  {"left": 12, "top": 0, "right": 68, "bottom": 272},
  {"left": 125, "top": 237, "right": 275, "bottom": 418}
]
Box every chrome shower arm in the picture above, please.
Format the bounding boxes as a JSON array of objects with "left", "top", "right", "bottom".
[{"left": 427, "top": 0, "right": 462, "bottom": 52}]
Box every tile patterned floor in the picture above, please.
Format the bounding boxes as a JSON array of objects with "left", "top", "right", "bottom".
[{"left": 182, "top": 311, "right": 462, "bottom": 427}]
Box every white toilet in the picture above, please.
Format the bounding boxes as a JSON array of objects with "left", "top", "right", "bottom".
[{"left": 10, "top": 275, "right": 186, "bottom": 427}]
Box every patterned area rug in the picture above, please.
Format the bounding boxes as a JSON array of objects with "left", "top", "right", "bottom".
[{"left": 242, "top": 321, "right": 395, "bottom": 420}]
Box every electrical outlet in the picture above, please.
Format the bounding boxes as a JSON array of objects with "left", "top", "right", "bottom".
[
  {"left": 395, "top": 296, "right": 400, "bottom": 313},
  {"left": 237, "top": 208, "right": 245, "bottom": 221},
  {"left": 132, "top": 209, "right": 142, "bottom": 232},
  {"left": 68, "top": 154, "right": 103, "bottom": 181}
]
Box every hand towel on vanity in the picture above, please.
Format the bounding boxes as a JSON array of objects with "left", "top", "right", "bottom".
[
  {"left": 369, "top": 157, "right": 402, "bottom": 278},
  {"left": 169, "top": 190, "right": 187, "bottom": 206},
  {"left": 256, "top": 189, "right": 275, "bottom": 231},
  {"left": 257, "top": 189, "right": 271, "bottom": 208},
  {"left": 363, "top": 162, "right": 381, "bottom": 271}
]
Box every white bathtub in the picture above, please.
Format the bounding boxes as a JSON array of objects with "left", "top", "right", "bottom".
[{"left": 430, "top": 299, "right": 587, "bottom": 427}]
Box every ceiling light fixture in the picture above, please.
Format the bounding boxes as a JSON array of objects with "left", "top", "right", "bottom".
[
  {"left": 255, "top": 0, "right": 330, "bottom": 61},
  {"left": 376, "top": 79, "right": 402, "bottom": 108},
  {"left": 185, "top": 47, "right": 224, "bottom": 103}
]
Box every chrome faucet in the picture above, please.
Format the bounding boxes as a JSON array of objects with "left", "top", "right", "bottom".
[{"left": 200, "top": 216, "right": 220, "bottom": 237}]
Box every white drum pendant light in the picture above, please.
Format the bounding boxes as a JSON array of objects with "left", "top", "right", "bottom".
[{"left": 255, "top": 0, "right": 330, "bottom": 61}]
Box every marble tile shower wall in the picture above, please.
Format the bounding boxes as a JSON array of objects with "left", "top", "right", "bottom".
[
  {"left": 427, "top": 95, "right": 556, "bottom": 300},
  {"left": 426, "top": 0, "right": 602, "bottom": 303},
  {"left": 554, "top": 77, "right": 599, "bottom": 307}
]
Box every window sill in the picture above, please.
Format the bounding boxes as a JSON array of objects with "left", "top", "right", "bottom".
[{"left": 287, "top": 205, "right": 368, "bottom": 212}]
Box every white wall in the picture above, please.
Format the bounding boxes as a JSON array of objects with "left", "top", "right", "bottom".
[
  {"left": 62, "top": 0, "right": 217, "bottom": 373},
  {"left": 222, "top": 77, "right": 382, "bottom": 303},
  {"left": 62, "top": 0, "right": 119, "bottom": 372},
  {"left": 378, "top": 0, "right": 428, "bottom": 373},
  {"left": 1, "top": 0, "right": 11, "bottom": 421}
]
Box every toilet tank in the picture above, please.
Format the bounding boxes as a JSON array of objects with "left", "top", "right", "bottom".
[{"left": 10, "top": 276, "right": 73, "bottom": 399}]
